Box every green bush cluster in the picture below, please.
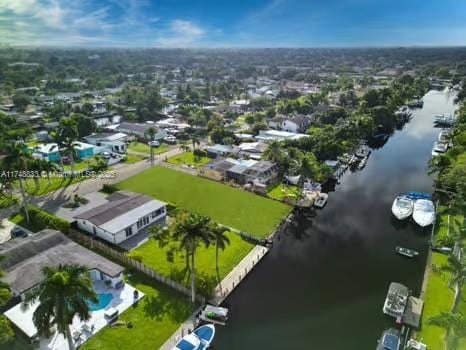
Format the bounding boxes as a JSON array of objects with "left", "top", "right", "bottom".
[{"left": 22, "top": 206, "right": 70, "bottom": 233}]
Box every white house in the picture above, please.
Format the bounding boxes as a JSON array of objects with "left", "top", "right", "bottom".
[
  {"left": 84, "top": 132, "right": 128, "bottom": 153},
  {"left": 75, "top": 191, "right": 166, "bottom": 246},
  {"left": 268, "top": 115, "right": 312, "bottom": 133}
]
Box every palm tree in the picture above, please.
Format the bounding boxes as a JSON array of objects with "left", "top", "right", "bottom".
[
  {"left": 58, "top": 119, "right": 79, "bottom": 173},
  {"left": 180, "top": 140, "right": 191, "bottom": 154},
  {"left": 263, "top": 141, "right": 285, "bottom": 165},
  {"left": 191, "top": 135, "right": 200, "bottom": 150},
  {"left": 174, "top": 214, "right": 212, "bottom": 303},
  {"left": 3, "top": 142, "right": 32, "bottom": 222},
  {"left": 210, "top": 224, "right": 230, "bottom": 291},
  {"left": 428, "top": 312, "right": 466, "bottom": 350},
  {"left": 145, "top": 127, "right": 156, "bottom": 167},
  {"left": 49, "top": 131, "right": 65, "bottom": 170},
  {"left": 22, "top": 264, "right": 98, "bottom": 350}
]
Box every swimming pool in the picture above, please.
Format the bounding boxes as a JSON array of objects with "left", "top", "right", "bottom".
[{"left": 87, "top": 293, "right": 113, "bottom": 311}]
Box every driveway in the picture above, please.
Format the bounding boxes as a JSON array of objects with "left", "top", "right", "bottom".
[{"left": 0, "top": 218, "right": 35, "bottom": 244}]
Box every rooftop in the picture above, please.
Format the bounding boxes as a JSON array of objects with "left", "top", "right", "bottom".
[{"left": 0, "top": 229, "right": 124, "bottom": 295}]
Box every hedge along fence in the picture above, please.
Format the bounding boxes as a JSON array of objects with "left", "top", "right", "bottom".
[
  {"left": 67, "top": 229, "right": 205, "bottom": 304},
  {"left": 21, "top": 205, "right": 71, "bottom": 233}
]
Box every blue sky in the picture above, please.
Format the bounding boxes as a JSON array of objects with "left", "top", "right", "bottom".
[{"left": 0, "top": 0, "right": 465, "bottom": 47}]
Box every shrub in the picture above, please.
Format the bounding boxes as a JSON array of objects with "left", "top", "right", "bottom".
[
  {"left": 193, "top": 149, "right": 207, "bottom": 157},
  {"left": 22, "top": 206, "right": 71, "bottom": 233},
  {"left": 101, "top": 184, "right": 118, "bottom": 194},
  {"left": 128, "top": 252, "right": 143, "bottom": 262}
]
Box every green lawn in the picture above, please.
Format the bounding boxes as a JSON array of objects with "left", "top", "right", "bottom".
[
  {"left": 82, "top": 273, "right": 194, "bottom": 350},
  {"left": 9, "top": 212, "right": 45, "bottom": 233},
  {"left": 167, "top": 152, "right": 211, "bottom": 168},
  {"left": 128, "top": 142, "right": 170, "bottom": 155},
  {"left": 267, "top": 183, "right": 301, "bottom": 201},
  {"left": 417, "top": 253, "right": 455, "bottom": 350},
  {"left": 123, "top": 153, "right": 147, "bottom": 164},
  {"left": 23, "top": 176, "right": 83, "bottom": 196},
  {"left": 129, "top": 232, "right": 254, "bottom": 295},
  {"left": 116, "top": 166, "right": 291, "bottom": 237}
]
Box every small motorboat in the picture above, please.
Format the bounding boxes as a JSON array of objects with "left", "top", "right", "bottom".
[
  {"left": 438, "top": 130, "right": 451, "bottom": 143},
  {"left": 413, "top": 199, "right": 435, "bottom": 227},
  {"left": 193, "top": 324, "right": 215, "bottom": 349},
  {"left": 395, "top": 246, "right": 419, "bottom": 258},
  {"left": 173, "top": 324, "right": 215, "bottom": 350},
  {"left": 391, "top": 196, "right": 414, "bottom": 220},
  {"left": 376, "top": 328, "right": 401, "bottom": 350},
  {"left": 314, "top": 193, "right": 328, "bottom": 208},
  {"left": 357, "top": 156, "right": 368, "bottom": 170},
  {"left": 355, "top": 144, "right": 371, "bottom": 158},
  {"left": 199, "top": 305, "right": 228, "bottom": 325},
  {"left": 431, "top": 246, "right": 453, "bottom": 254},
  {"left": 434, "top": 113, "right": 455, "bottom": 126}
]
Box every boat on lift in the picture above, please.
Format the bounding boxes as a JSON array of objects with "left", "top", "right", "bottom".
[
  {"left": 391, "top": 195, "right": 414, "bottom": 220},
  {"left": 173, "top": 324, "right": 216, "bottom": 350},
  {"left": 376, "top": 328, "right": 401, "bottom": 350},
  {"left": 314, "top": 193, "right": 328, "bottom": 208},
  {"left": 355, "top": 144, "right": 371, "bottom": 158}
]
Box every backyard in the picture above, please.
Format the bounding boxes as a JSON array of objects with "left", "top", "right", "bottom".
[
  {"left": 116, "top": 166, "right": 291, "bottom": 237},
  {"left": 167, "top": 152, "right": 211, "bottom": 168},
  {"left": 267, "top": 183, "right": 301, "bottom": 201},
  {"left": 129, "top": 231, "right": 254, "bottom": 294},
  {"left": 81, "top": 272, "right": 194, "bottom": 350}
]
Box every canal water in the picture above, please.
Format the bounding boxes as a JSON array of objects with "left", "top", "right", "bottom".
[{"left": 215, "top": 90, "right": 458, "bottom": 350}]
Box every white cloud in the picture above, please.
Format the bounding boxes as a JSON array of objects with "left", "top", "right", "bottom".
[{"left": 156, "top": 19, "right": 206, "bottom": 47}]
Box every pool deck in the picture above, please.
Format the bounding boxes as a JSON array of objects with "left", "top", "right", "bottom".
[{"left": 4, "top": 281, "right": 144, "bottom": 350}]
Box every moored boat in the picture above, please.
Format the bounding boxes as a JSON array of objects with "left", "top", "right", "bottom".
[
  {"left": 173, "top": 324, "right": 216, "bottom": 350},
  {"left": 355, "top": 144, "right": 371, "bottom": 158},
  {"left": 314, "top": 193, "right": 328, "bottom": 208},
  {"left": 199, "top": 305, "right": 228, "bottom": 325},
  {"left": 357, "top": 156, "right": 368, "bottom": 170},
  {"left": 434, "top": 113, "right": 455, "bottom": 126},
  {"left": 395, "top": 246, "right": 419, "bottom": 258},
  {"left": 404, "top": 192, "right": 431, "bottom": 200},
  {"left": 376, "top": 328, "right": 401, "bottom": 350},
  {"left": 391, "top": 195, "right": 414, "bottom": 220},
  {"left": 412, "top": 199, "right": 435, "bottom": 227}
]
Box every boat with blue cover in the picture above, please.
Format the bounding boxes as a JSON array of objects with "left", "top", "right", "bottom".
[
  {"left": 376, "top": 328, "right": 401, "bottom": 350},
  {"left": 404, "top": 192, "right": 431, "bottom": 200},
  {"left": 173, "top": 324, "right": 215, "bottom": 350}
]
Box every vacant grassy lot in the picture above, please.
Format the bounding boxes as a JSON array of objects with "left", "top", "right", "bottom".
[
  {"left": 23, "top": 176, "right": 83, "bottom": 196},
  {"left": 82, "top": 273, "right": 194, "bottom": 350},
  {"left": 117, "top": 166, "right": 291, "bottom": 237},
  {"left": 167, "top": 152, "right": 211, "bottom": 168},
  {"left": 123, "top": 153, "right": 147, "bottom": 164},
  {"left": 417, "top": 253, "right": 454, "bottom": 349},
  {"left": 129, "top": 231, "right": 254, "bottom": 294}
]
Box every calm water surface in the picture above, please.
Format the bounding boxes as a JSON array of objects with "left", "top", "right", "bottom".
[{"left": 215, "top": 90, "right": 458, "bottom": 350}]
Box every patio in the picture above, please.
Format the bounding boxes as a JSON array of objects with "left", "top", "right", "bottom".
[{"left": 4, "top": 280, "right": 145, "bottom": 350}]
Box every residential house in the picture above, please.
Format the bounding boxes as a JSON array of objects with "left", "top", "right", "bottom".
[
  {"left": 234, "top": 141, "right": 268, "bottom": 159},
  {"left": 91, "top": 112, "right": 122, "bottom": 127},
  {"left": 75, "top": 191, "right": 166, "bottom": 248},
  {"left": 0, "top": 229, "right": 124, "bottom": 300},
  {"left": 31, "top": 143, "right": 61, "bottom": 162},
  {"left": 255, "top": 129, "right": 308, "bottom": 142},
  {"left": 117, "top": 122, "right": 167, "bottom": 140},
  {"left": 73, "top": 142, "right": 95, "bottom": 159},
  {"left": 198, "top": 158, "right": 238, "bottom": 181},
  {"left": 205, "top": 144, "right": 234, "bottom": 158},
  {"left": 84, "top": 132, "right": 128, "bottom": 153},
  {"left": 243, "top": 160, "right": 280, "bottom": 185}
]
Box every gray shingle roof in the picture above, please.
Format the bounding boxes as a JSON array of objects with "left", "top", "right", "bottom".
[{"left": 0, "top": 229, "right": 124, "bottom": 295}]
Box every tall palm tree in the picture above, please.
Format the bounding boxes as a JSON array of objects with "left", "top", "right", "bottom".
[
  {"left": 58, "top": 119, "right": 79, "bottom": 173},
  {"left": 210, "top": 224, "right": 230, "bottom": 291},
  {"left": 191, "top": 135, "right": 200, "bottom": 150},
  {"left": 174, "top": 213, "right": 211, "bottom": 303},
  {"left": 179, "top": 140, "right": 191, "bottom": 154},
  {"left": 3, "top": 142, "right": 32, "bottom": 222},
  {"left": 263, "top": 141, "right": 285, "bottom": 165},
  {"left": 49, "top": 131, "right": 65, "bottom": 170},
  {"left": 145, "top": 127, "right": 156, "bottom": 167},
  {"left": 428, "top": 312, "right": 466, "bottom": 350},
  {"left": 22, "top": 264, "right": 98, "bottom": 350}
]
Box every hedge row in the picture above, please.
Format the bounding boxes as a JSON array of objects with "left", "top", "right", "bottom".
[{"left": 22, "top": 205, "right": 70, "bottom": 233}]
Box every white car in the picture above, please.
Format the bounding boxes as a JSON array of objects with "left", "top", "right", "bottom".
[{"left": 164, "top": 136, "right": 177, "bottom": 143}]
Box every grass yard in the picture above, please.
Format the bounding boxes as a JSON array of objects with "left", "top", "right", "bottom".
[
  {"left": 23, "top": 176, "right": 83, "bottom": 196},
  {"left": 116, "top": 166, "right": 291, "bottom": 237},
  {"left": 9, "top": 212, "right": 45, "bottom": 233},
  {"left": 167, "top": 152, "right": 211, "bottom": 168},
  {"left": 267, "top": 183, "right": 301, "bottom": 201},
  {"left": 417, "top": 253, "right": 455, "bottom": 349},
  {"left": 128, "top": 142, "right": 170, "bottom": 155},
  {"left": 123, "top": 153, "right": 147, "bottom": 164},
  {"left": 82, "top": 273, "right": 195, "bottom": 350},
  {"left": 129, "top": 232, "right": 254, "bottom": 294}
]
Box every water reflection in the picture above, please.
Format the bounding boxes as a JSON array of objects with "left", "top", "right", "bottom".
[{"left": 215, "top": 90, "right": 457, "bottom": 350}]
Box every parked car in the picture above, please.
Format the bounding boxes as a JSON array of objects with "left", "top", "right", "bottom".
[
  {"left": 164, "top": 136, "right": 177, "bottom": 144},
  {"left": 102, "top": 152, "right": 111, "bottom": 159},
  {"left": 10, "top": 227, "right": 28, "bottom": 238},
  {"left": 148, "top": 140, "right": 160, "bottom": 147}
]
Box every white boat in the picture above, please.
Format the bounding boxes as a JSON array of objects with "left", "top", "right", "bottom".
[
  {"left": 173, "top": 324, "right": 215, "bottom": 350},
  {"left": 357, "top": 156, "right": 368, "bottom": 170},
  {"left": 199, "top": 305, "right": 228, "bottom": 325},
  {"left": 391, "top": 196, "right": 414, "bottom": 220},
  {"left": 438, "top": 130, "right": 450, "bottom": 143},
  {"left": 434, "top": 113, "right": 455, "bottom": 125},
  {"left": 412, "top": 199, "right": 435, "bottom": 227},
  {"left": 314, "top": 193, "right": 328, "bottom": 208},
  {"left": 432, "top": 141, "right": 448, "bottom": 157}
]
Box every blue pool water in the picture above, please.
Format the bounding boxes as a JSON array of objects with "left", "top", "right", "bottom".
[{"left": 87, "top": 293, "right": 113, "bottom": 311}]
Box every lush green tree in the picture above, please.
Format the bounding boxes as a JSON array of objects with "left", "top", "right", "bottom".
[
  {"left": 12, "top": 93, "right": 31, "bottom": 112},
  {"left": 71, "top": 114, "right": 97, "bottom": 138},
  {"left": 428, "top": 312, "right": 466, "bottom": 350},
  {"left": 210, "top": 224, "right": 230, "bottom": 290},
  {"left": 22, "top": 264, "right": 98, "bottom": 350},
  {"left": 58, "top": 118, "right": 79, "bottom": 173},
  {"left": 0, "top": 256, "right": 13, "bottom": 345}
]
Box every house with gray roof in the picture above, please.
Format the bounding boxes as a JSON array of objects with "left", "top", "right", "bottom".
[
  {"left": 0, "top": 229, "right": 124, "bottom": 298},
  {"left": 74, "top": 191, "right": 166, "bottom": 248},
  {"left": 268, "top": 114, "right": 313, "bottom": 133},
  {"left": 117, "top": 122, "right": 167, "bottom": 140}
]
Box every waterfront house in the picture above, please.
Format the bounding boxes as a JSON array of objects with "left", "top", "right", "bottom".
[
  {"left": 268, "top": 115, "right": 312, "bottom": 133},
  {"left": 198, "top": 158, "right": 239, "bottom": 181},
  {"left": 243, "top": 160, "right": 280, "bottom": 185},
  {"left": 255, "top": 129, "right": 308, "bottom": 142},
  {"left": 74, "top": 191, "right": 166, "bottom": 248}
]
